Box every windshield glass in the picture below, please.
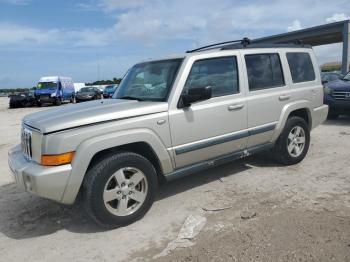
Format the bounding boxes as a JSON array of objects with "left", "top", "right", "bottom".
[
  {"left": 343, "top": 72, "right": 350, "bottom": 81},
  {"left": 104, "top": 86, "right": 115, "bottom": 92},
  {"left": 37, "top": 82, "right": 57, "bottom": 89},
  {"left": 80, "top": 87, "right": 95, "bottom": 92},
  {"left": 114, "top": 59, "right": 182, "bottom": 101}
]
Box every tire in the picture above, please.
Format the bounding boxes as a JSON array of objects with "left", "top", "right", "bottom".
[
  {"left": 36, "top": 102, "right": 42, "bottom": 107},
  {"left": 82, "top": 152, "right": 158, "bottom": 227},
  {"left": 273, "top": 116, "right": 310, "bottom": 165},
  {"left": 327, "top": 110, "right": 339, "bottom": 120},
  {"left": 55, "top": 97, "right": 62, "bottom": 106}
]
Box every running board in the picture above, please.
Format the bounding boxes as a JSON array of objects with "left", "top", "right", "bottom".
[{"left": 164, "top": 143, "right": 274, "bottom": 181}]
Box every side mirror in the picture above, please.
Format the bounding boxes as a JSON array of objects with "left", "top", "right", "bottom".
[
  {"left": 179, "top": 86, "right": 212, "bottom": 108},
  {"left": 322, "top": 80, "right": 328, "bottom": 85}
]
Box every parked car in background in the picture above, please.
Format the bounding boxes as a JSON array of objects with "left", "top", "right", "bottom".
[
  {"left": 323, "top": 71, "right": 350, "bottom": 119},
  {"left": 35, "top": 76, "right": 75, "bottom": 106},
  {"left": 8, "top": 40, "right": 328, "bottom": 227},
  {"left": 9, "top": 90, "right": 36, "bottom": 108},
  {"left": 321, "top": 72, "right": 343, "bottom": 85},
  {"left": 103, "top": 85, "right": 118, "bottom": 98},
  {"left": 75, "top": 87, "right": 103, "bottom": 103}
]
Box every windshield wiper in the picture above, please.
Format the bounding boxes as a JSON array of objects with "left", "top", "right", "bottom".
[{"left": 118, "top": 96, "right": 144, "bottom": 101}]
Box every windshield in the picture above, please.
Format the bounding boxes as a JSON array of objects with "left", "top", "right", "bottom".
[
  {"left": 80, "top": 87, "right": 95, "bottom": 92},
  {"left": 104, "top": 86, "right": 116, "bottom": 92},
  {"left": 114, "top": 59, "right": 182, "bottom": 101},
  {"left": 37, "top": 82, "right": 57, "bottom": 89},
  {"left": 343, "top": 72, "right": 350, "bottom": 81}
]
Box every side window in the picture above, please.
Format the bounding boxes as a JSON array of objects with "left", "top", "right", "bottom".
[
  {"left": 184, "top": 56, "right": 239, "bottom": 97},
  {"left": 245, "top": 53, "right": 285, "bottom": 91},
  {"left": 286, "top": 52, "right": 315, "bottom": 83}
]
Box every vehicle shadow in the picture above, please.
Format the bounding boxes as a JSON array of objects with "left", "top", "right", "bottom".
[{"left": 0, "top": 154, "right": 278, "bottom": 240}]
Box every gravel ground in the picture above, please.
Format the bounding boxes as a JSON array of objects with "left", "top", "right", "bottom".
[{"left": 0, "top": 97, "right": 349, "bottom": 262}]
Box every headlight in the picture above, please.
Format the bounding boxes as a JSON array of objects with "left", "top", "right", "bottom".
[
  {"left": 50, "top": 93, "right": 56, "bottom": 97},
  {"left": 324, "top": 86, "right": 332, "bottom": 95}
]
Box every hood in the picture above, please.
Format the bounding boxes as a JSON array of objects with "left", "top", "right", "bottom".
[
  {"left": 326, "top": 79, "right": 350, "bottom": 91},
  {"left": 23, "top": 99, "right": 168, "bottom": 134}
]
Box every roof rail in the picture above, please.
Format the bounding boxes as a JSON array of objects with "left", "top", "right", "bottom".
[{"left": 186, "top": 37, "right": 251, "bottom": 53}]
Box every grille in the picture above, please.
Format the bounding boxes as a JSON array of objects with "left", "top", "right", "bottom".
[
  {"left": 332, "top": 91, "right": 350, "bottom": 100},
  {"left": 21, "top": 127, "right": 32, "bottom": 159},
  {"left": 39, "top": 94, "right": 50, "bottom": 101}
]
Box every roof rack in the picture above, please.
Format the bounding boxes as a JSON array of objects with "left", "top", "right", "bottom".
[
  {"left": 186, "top": 37, "right": 251, "bottom": 53},
  {"left": 186, "top": 37, "right": 310, "bottom": 53}
]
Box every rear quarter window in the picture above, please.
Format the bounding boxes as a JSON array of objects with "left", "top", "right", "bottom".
[{"left": 286, "top": 52, "right": 315, "bottom": 83}]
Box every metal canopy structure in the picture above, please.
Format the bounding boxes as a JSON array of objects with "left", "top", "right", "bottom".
[{"left": 253, "top": 20, "right": 350, "bottom": 74}]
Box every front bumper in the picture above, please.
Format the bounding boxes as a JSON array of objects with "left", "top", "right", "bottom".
[
  {"left": 76, "top": 96, "right": 94, "bottom": 101},
  {"left": 312, "top": 104, "right": 328, "bottom": 129},
  {"left": 8, "top": 145, "right": 72, "bottom": 203},
  {"left": 324, "top": 95, "right": 350, "bottom": 111}
]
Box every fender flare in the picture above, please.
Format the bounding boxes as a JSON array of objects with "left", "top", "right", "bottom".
[
  {"left": 272, "top": 100, "right": 312, "bottom": 141},
  {"left": 61, "top": 128, "right": 173, "bottom": 204}
]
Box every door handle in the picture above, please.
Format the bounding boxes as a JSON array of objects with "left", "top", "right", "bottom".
[
  {"left": 228, "top": 104, "right": 244, "bottom": 111},
  {"left": 279, "top": 94, "right": 291, "bottom": 101}
]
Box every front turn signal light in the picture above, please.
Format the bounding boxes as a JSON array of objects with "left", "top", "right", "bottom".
[{"left": 41, "top": 152, "right": 75, "bottom": 166}]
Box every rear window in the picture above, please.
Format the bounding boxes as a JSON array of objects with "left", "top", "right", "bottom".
[
  {"left": 245, "top": 53, "right": 285, "bottom": 91},
  {"left": 286, "top": 52, "right": 315, "bottom": 83}
]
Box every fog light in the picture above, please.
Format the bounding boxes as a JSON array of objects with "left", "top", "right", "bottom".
[{"left": 41, "top": 152, "right": 75, "bottom": 166}]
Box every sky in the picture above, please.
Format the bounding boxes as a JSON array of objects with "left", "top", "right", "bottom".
[{"left": 0, "top": 0, "right": 349, "bottom": 88}]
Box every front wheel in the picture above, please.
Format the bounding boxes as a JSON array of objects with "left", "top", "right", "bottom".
[
  {"left": 83, "top": 152, "right": 158, "bottom": 227},
  {"left": 55, "top": 97, "right": 62, "bottom": 106},
  {"left": 273, "top": 116, "right": 310, "bottom": 165}
]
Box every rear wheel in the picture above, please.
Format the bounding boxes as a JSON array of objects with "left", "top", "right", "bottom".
[
  {"left": 273, "top": 116, "right": 310, "bottom": 165},
  {"left": 83, "top": 152, "right": 158, "bottom": 227},
  {"left": 70, "top": 95, "right": 75, "bottom": 103}
]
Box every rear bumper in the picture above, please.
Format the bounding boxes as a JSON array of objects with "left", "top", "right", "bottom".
[
  {"left": 312, "top": 104, "right": 328, "bottom": 129},
  {"left": 8, "top": 145, "right": 72, "bottom": 204}
]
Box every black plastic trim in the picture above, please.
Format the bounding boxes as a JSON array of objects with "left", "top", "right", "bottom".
[
  {"left": 174, "top": 123, "right": 276, "bottom": 155},
  {"left": 165, "top": 142, "right": 274, "bottom": 181}
]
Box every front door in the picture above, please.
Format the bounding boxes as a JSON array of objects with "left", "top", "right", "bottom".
[{"left": 169, "top": 55, "right": 248, "bottom": 168}]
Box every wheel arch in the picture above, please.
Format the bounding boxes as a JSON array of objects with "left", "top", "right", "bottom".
[
  {"left": 60, "top": 129, "right": 173, "bottom": 204},
  {"left": 272, "top": 101, "right": 312, "bottom": 141}
]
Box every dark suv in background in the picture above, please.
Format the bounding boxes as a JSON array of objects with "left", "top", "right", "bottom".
[{"left": 323, "top": 71, "right": 350, "bottom": 119}]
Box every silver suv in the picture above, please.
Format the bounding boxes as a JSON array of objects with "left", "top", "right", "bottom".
[{"left": 8, "top": 40, "right": 328, "bottom": 226}]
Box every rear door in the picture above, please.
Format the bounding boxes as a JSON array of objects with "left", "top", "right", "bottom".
[
  {"left": 242, "top": 50, "right": 290, "bottom": 148},
  {"left": 168, "top": 54, "right": 248, "bottom": 168}
]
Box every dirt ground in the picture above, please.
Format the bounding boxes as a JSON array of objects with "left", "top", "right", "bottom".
[{"left": 0, "top": 97, "right": 349, "bottom": 262}]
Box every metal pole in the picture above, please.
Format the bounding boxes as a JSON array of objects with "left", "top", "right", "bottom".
[{"left": 342, "top": 21, "right": 350, "bottom": 75}]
